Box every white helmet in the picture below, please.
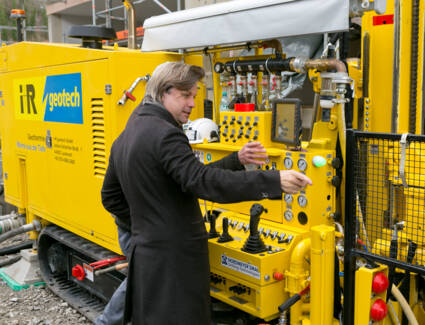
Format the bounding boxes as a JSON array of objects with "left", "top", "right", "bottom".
[{"left": 184, "top": 118, "right": 219, "bottom": 144}]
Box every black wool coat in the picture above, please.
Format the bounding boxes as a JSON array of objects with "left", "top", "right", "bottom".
[{"left": 101, "top": 102, "right": 282, "bottom": 325}]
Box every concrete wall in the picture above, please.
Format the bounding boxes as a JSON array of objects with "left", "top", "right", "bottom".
[{"left": 48, "top": 14, "right": 92, "bottom": 43}]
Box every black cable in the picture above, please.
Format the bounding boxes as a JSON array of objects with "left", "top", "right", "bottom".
[{"left": 0, "top": 240, "right": 33, "bottom": 256}]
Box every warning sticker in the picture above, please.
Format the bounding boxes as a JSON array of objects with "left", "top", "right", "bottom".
[
  {"left": 221, "top": 254, "right": 260, "bottom": 279},
  {"left": 83, "top": 263, "right": 94, "bottom": 282}
]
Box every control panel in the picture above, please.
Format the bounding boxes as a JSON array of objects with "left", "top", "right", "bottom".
[
  {"left": 204, "top": 205, "right": 308, "bottom": 320},
  {"left": 193, "top": 143, "right": 337, "bottom": 227},
  {"left": 218, "top": 111, "right": 273, "bottom": 147}
]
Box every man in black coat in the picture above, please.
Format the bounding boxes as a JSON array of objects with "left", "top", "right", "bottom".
[{"left": 101, "top": 61, "right": 312, "bottom": 325}]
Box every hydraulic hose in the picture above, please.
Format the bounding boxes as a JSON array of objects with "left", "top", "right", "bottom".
[
  {"left": 0, "top": 215, "right": 26, "bottom": 234},
  {"left": 0, "top": 212, "right": 21, "bottom": 221},
  {"left": 0, "top": 220, "right": 41, "bottom": 244},
  {"left": 391, "top": 284, "right": 419, "bottom": 325},
  {"left": 0, "top": 240, "right": 33, "bottom": 256},
  {"left": 0, "top": 255, "right": 21, "bottom": 268}
]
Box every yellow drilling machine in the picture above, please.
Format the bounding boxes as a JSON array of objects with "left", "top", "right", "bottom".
[{"left": 0, "top": 0, "right": 424, "bottom": 324}]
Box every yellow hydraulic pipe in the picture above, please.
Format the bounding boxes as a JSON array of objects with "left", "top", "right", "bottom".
[
  {"left": 310, "top": 225, "right": 335, "bottom": 324},
  {"left": 122, "top": 0, "right": 136, "bottom": 49},
  {"left": 288, "top": 238, "right": 311, "bottom": 325}
]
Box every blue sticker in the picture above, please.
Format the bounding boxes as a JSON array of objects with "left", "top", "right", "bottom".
[{"left": 43, "top": 73, "right": 83, "bottom": 124}]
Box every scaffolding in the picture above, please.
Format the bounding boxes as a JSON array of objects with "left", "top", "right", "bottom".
[{"left": 91, "top": 0, "right": 181, "bottom": 30}]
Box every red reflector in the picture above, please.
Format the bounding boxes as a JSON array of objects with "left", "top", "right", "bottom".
[
  {"left": 370, "top": 299, "right": 388, "bottom": 321},
  {"left": 372, "top": 272, "right": 389, "bottom": 294},
  {"left": 373, "top": 15, "right": 394, "bottom": 26}
]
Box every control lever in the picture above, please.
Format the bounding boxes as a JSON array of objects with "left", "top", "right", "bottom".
[
  {"left": 242, "top": 204, "right": 267, "bottom": 254},
  {"left": 208, "top": 211, "right": 220, "bottom": 239},
  {"left": 387, "top": 221, "right": 404, "bottom": 301},
  {"left": 218, "top": 217, "right": 233, "bottom": 243}
]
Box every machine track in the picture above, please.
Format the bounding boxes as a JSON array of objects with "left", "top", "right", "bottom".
[{"left": 38, "top": 225, "right": 126, "bottom": 322}]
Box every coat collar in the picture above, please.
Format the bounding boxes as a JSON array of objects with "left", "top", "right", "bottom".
[{"left": 137, "top": 101, "right": 180, "bottom": 128}]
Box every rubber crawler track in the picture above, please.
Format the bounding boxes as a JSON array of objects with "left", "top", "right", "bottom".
[{"left": 38, "top": 225, "right": 126, "bottom": 322}]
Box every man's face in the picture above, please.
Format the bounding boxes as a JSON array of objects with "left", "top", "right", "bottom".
[{"left": 162, "top": 84, "right": 198, "bottom": 125}]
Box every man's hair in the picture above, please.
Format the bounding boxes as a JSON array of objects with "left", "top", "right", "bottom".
[{"left": 144, "top": 61, "right": 205, "bottom": 104}]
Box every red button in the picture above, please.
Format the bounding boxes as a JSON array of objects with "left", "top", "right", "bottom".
[
  {"left": 370, "top": 299, "right": 388, "bottom": 321},
  {"left": 372, "top": 272, "right": 389, "bottom": 294},
  {"left": 273, "top": 272, "right": 284, "bottom": 281}
]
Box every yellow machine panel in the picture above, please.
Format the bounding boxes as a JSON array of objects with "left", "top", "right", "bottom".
[{"left": 0, "top": 42, "right": 204, "bottom": 253}]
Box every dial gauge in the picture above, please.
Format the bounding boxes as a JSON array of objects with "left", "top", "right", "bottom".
[
  {"left": 284, "top": 210, "right": 293, "bottom": 221},
  {"left": 284, "top": 194, "right": 293, "bottom": 204},
  {"left": 297, "top": 158, "right": 308, "bottom": 171},
  {"left": 283, "top": 157, "right": 293, "bottom": 169},
  {"left": 297, "top": 195, "right": 307, "bottom": 208}
]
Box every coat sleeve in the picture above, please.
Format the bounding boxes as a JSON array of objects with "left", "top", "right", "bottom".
[
  {"left": 158, "top": 128, "right": 282, "bottom": 203},
  {"left": 101, "top": 152, "right": 131, "bottom": 231},
  {"left": 206, "top": 151, "right": 244, "bottom": 171}
]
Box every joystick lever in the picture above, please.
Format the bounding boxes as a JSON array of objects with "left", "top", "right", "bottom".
[
  {"left": 242, "top": 204, "right": 267, "bottom": 254},
  {"left": 208, "top": 211, "right": 220, "bottom": 239},
  {"left": 218, "top": 217, "right": 233, "bottom": 243}
]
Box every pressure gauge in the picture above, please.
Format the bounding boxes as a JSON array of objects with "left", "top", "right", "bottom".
[
  {"left": 284, "top": 210, "right": 293, "bottom": 221},
  {"left": 284, "top": 157, "right": 293, "bottom": 169},
  {"left": 284, "top": 194, "right": 293, "bottom": 204},
  {"left": 297, "top": 158, "right": 308, "bottom": 171},
  {"left": 297, "top": 195, "right": 307, "bottom": 208}
]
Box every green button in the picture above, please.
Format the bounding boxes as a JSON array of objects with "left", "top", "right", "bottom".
[{"left": 312, "top": 155, "right": 326, "bottom": 167}]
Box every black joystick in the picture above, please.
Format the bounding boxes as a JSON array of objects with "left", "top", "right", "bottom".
[
  {"left": 241, "top": 204, "right": 267, "bottom": 254},
  {"left": 218, "top": 217, "right": 233, "bottom": 243},
  {"left": 208, "top": 211, "right": 220, "bottom": 239}
]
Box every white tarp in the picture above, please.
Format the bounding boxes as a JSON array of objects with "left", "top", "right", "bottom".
[{"left": 142, "top": 0, "right": 349, "bottom": 52}]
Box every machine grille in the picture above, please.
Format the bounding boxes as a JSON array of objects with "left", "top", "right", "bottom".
[
  {"left": 91, "top": 98, "right": 106, "bottom": 178},
  {"left": 346, "top": 130, "right": 425, "bottom": 274}
]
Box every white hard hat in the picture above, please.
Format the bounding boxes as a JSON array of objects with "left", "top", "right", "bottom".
[{"left": 184, "top": 118, "right": 219, "bottom": 144}]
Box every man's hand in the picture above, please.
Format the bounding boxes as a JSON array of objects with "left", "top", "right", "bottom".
[
  {"left": 238, "top": 142, "right": 268, "bottom": 166},
  {"left": 279, "top": 170, "right": 312, "bottom": 194}
]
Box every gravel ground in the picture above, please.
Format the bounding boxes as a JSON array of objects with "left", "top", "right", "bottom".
[{"left": 0, "top": 234, "right": 93, "bottom": 325}]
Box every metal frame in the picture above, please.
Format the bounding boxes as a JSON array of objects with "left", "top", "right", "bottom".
[{"left": 344, "top": 129, "right": 425, "bottom": 325}]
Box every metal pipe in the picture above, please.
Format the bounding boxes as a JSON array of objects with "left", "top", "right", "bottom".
[
  {"left": 152, "top": 0, "right": 171, "bottom": 13},
  {"left": 95, "top": 262, "right": 128, "bottom": 276},
  {"left": 216, "top": 57, "right": 346, "bottom": 75},
  {"left": 122, "top": 0, "right": 136, "bottom": 49},
  {"left": 291, "top": 58, "right": 347, "bottom": 73},
  {"left": 91, "top": 0, "right": 96, "bottom": 25}
]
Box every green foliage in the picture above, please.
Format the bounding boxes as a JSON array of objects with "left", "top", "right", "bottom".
[{"left": 0, "top": 0, "right": 48, "bottom": 43}]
